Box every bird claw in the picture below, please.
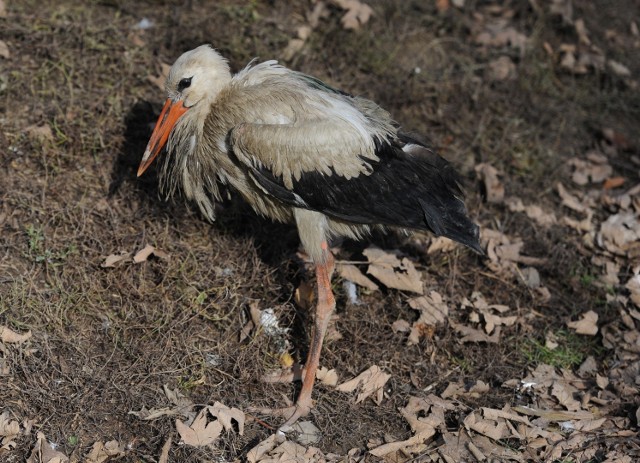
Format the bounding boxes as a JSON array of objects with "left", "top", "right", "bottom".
[{"left": 249, "top": 401, "right": 314, "bottom": 435}]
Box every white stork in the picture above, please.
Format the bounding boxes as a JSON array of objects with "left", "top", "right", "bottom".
[{"left": 137, "top": 45, "right": 481, "bottom": 433}]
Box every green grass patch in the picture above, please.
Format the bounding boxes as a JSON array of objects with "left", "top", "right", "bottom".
[{"left": 520, "top": 330, "right": 603, "bottom": 369}]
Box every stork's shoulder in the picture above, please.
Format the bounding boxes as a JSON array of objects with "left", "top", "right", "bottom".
[{"left": 233, "top": 59, "right": 291, "bottom": 85}]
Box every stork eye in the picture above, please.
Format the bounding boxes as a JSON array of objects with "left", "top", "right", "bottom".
[{"left": 178, "top": 77, "right": 192, "bottom": 92}]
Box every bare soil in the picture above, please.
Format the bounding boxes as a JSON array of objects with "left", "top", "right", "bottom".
[{"left": 1, "top": 0, "right": 639, "bottom": 462}]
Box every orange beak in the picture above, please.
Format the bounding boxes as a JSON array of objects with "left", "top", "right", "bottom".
[{"left": 137, "top": 99, "right": 189, "bottom": 177}]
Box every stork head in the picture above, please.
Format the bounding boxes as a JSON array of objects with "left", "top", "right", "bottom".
[{"left": 137, "top": 45, "right": 231, "bottom": 177}]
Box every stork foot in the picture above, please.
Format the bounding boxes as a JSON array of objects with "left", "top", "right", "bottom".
[{"left": 249, "top": 398, "right": 313, "bottom": 436}]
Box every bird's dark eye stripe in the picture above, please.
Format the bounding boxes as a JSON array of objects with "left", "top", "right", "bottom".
[{"left": 178, "top": 77, "right": 192, "bottom": 92}]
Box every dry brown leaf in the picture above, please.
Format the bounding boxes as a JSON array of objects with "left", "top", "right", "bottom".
[
  {"left": 596, "top": 374, "right": 609, "bottom": 390},
  {"left": 176, "top": 408, "right": 223, "bottom": 447},
  {"left": 0, "top": 411, "right": 20, "bottom": 451},
  {"left": 369, "top": 427, "right": 435, "bottom": 457},
  {"left": 603, "top": 176, "right": 626, "bottom": 190},
  {"left": 550, "top": 0, "right": 573, "bottom": 24},
  {"left": 316, "top": 366, "right": 338, "bottom": 387},
  {"left": 575, "top": 19, "right": 591, "bottom": 45},
  {"left": 246, "top": 435, "right": 277, "bottom": 463},
  {"left": 391, "top": 319, "right": 410, "bottom": 333},
  {"left": 598, "top": 213, "right": 640, "bottom": 255},
  {"left": 512, "top": 406, "right": 594, "bottom": 421},
  {"left": 440, "top": 381, "right": 464, "bottom": 399},
  {"left": 577, "top": 355, "right": 598, "bottom": 376},
  {"left": 607, "top": 59, "right": 631, "bottom": 78},
  {"left": 568, "top": 154, "right": 612, "bottom": 185},
  {"left": 0, "top": 0, "right": 7, "bottom": 19},
  {"left": 307, "top": 1, "right": 330, "bottom": 28},
  {"left": 551, "top": 382, "right": 581, "bottom": 411},
  {"left": 129, "top": 385, "right": 194, "bottom": 421},
  {"left": 408, "top": 291, "right": 448, "bottom": 325},
  {"left": 1, "top": 326, "right": 32, "bottom": 343},
  {"left": 158, "top": 436, "right": 171, "bottom": 463},
  {"left": 85, "top": 440, "right": 123, "bottom": 463},
  {"left": 101, "top": 252, "right": 131, "bottom": 268},
  {"left": 435, "top": 0, "right": 450, "bottom": 13},
  {"left": 625, "top": 273, "right": 640, "bottom": 307},
  {"left": 27, "top": 432, "right": 69, "bottom": 463},
  {"left": 450, "top": 321, "right": 501, "bottom": 343},
  {"left": 332, "top": 0, "right": 373, "bottom": 30},
  {"left": 133, "top": 244, "right": 170, "bottom": 263},
  {"left": 26, "top": 124, "right": 53, "bottom": 142},
  {"left": 556, "top": 182, "right": 590, "bottom": 213},
  {"left": 282, "top": 38, "right": 306, "bottom": 61},
  {"left": 427, "top": 236, "right": 457, "bottom": 254},
  {"left": 475, "top": 20, "right": 529, "bottom": 52},
  {"left": 370, "top": 395, "right": 447, "bottom": 456},
  {"left": 567, "top": 310, "right": 599, "bottom": 336},
  {"left": 487, "top": 55, "right": 517, "bottom": 81},
  {"left": 573, "top": 417, "right": 607, "bottom": 432},
  {"left": 0, "top": 40, "right": 9, "bottom": 59},
  {"left": 336, "top": 365, "right": 390, "bottom": 405},
  {"left": 475, "top": 163, "right": 504, "bottom": 203},
  {"left": 363, "top": 247, "right": 423, "bottom": 294},
  {"left": 337, "top": 263, "right": 379, "bottom": 291},
  {"left": 147, "top": 62, "right": 171, "bottom": 90},
  {"left": 207, "top": 402, "right": 245, "bottom": 436},
  {"left": 463, "top": 411, "right": 508, "bottom": 440}
]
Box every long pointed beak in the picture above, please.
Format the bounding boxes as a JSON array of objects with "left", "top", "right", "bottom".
[{"left": 137, "top": 99, "right": 189, "bottom": 177}]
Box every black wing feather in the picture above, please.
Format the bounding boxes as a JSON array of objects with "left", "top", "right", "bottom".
[{"left": 245, "top": 134, "right": 481, "bottom": 252}]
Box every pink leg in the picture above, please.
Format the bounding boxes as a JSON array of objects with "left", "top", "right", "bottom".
[{"left": 253, "top": 243, "right": 335, "bottom": 434}]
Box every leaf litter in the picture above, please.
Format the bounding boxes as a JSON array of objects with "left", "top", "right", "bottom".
[{"left": 4, "top": 1, "right": 640, "bottom": 461}]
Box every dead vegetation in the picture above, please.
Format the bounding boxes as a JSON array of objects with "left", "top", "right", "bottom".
[{"left": 1, "top": 0, "right": 639, "bottom": 461}]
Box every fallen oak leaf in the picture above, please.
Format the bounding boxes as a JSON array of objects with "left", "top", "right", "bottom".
[
  {"left": 475, "top": 163, "right": 504, "bottom": 203},
  {"left": 369, "top": 427, "right": 435, "bottom": 457},
  {"left": 0, "top": 411, "right": 20, "bottom": 451},
  {"left": 408, "top": 291, "right": 448, "bottom": 325},
  {"left": 1, "top": 326, "right": 32, "bottom": 343},
  {"left": 101, "top": 252, "right": 131, "bottom": 268},
  {"left": 207, "top": 402, "right": 245, "bottom": 436},
  {"left": 332, "top": 0, "right": 373, "bottom": 30},
  {"left": 450, "top": 321, "right": 501, "bottom": 343},
  {"left": 363, "top": 247, "right": 423, "bottom": 294},
  {"left": 511, "top": 406, "right": 594, "bottom": 421},
  {"left": 176, "top": 408, "right": 223, "bottom": 447},
  {"left": 336, "top": 365, "right": 390, "bottom": 405},
  {"left": 158, "top": 436, "right": 171, "bottom": 463},
  {"left": 551, "top": 382, "right": 582, "bottom": 411},
  {"left": 463, "top": 410, "right": 508, "bottom": 440},
  {"left": 85, "top": 440, "right": 123, "bottom": 463},
  {"left": 0, "top": 40, "right": 8, "bottom": 59},
  {"left": 556, "top": 182, "right": 590, "bottom": 213},
  {"left": 246, "top": 435, "right": 277, "bottom": 463},
  {"left": 337, "top": 263, "right": 379, "bottom": 291},
  {"left": 26, "top": 432, "right": 69, "bottom": 463},
  {"left": 427, "top": 236, "right": 457, "bottom": 254},
  {"left": 134, "top": 244, "right": 170, "bottom": 263},
  {"left": 129, "top": 406, "right": 181, "bottom": 421},
  {"left": 567, "top": 310, "right": 598, "bottom": 335},
  {"left": 147, "top": 62, "right": 171, "bottom": 90}
]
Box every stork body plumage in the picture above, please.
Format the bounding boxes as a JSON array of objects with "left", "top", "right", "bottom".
[{"left": 138, "top": 45, "right": 480, "bottom": 433}]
